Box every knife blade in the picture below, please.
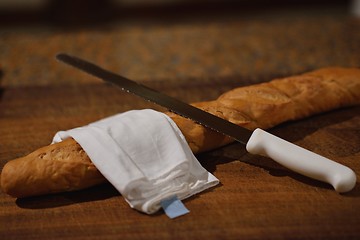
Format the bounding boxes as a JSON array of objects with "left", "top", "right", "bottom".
[{"left": 56, "top": 53, "right": 356, "bottom": 193}]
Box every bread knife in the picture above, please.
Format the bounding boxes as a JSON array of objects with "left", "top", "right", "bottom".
[{"left": 56, "top": 53, "right": 356, "bottom": 193}]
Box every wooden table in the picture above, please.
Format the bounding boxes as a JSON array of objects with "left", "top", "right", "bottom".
[
  {"left": 1, "top": 2, "right": 360, "bottom": 239},
  {"left": 1, "top": 79, "right": 359, "bottom": 239}
]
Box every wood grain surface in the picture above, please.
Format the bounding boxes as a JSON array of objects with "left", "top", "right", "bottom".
[
  {"left": 1, "top": 2, "right": 360, "bottom": 239},
  {"left": 1, "top": 81, "right": 359, "bottom": 240}
]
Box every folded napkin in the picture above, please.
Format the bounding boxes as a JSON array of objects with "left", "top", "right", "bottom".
[{"left": 53, "top": 109, "right": 219, "bottom": 214}]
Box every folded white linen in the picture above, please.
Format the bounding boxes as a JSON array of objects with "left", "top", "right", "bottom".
[{"left": 52, "top": 109, "right": 219, "bottom": 214}]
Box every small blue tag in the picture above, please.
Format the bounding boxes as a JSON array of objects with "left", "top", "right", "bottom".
[{"left": 160, "top": 196, "right": 190, "bottom": 219}]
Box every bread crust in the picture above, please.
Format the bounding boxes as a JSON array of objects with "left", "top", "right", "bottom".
[
  {"left": 170, "top": 67, "right": 360, "bottom": 153},
  {"left": 1, "top": 67, "right": 359, "bottom": 198},
  {"left": 1, "top": 138, "right": 105, "bottom": 198}
]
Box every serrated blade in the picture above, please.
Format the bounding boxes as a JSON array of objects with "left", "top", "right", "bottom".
[
  {"left": 56, "top": 53, "right": 358, "bottom": 193},
  {"left": 56, "top": 53, "right": 252, "bottom": 145}
]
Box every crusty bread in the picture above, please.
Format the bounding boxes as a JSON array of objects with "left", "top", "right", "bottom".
[
  {"left": 1, "top": 67, "right": 360, "bottom": 198},
  {"left": 169, "top": 67, "right": 360, "bottom": 152},
  {"left": 1, "top": 138, "right": 105, "bottom": 198}
]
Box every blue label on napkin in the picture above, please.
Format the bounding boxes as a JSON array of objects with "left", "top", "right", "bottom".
[{"left": 160, "top": 196, "right": 190, "bottom": 219}]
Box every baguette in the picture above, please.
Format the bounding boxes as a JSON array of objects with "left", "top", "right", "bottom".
[{"left": 1, "top": 67, "right": 360, "bottom": 198}]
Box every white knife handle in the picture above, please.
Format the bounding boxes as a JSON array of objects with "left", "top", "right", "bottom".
[{"left": 246, "top": 128, "right": 357, "bottom": 193}]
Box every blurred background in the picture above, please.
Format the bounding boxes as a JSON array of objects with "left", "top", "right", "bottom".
[
  {"left": 0, "top": 0, "right": 359, "bottom": 87},
  {"left": 1, "top": 3, "right": 360, "bottom": 239}
]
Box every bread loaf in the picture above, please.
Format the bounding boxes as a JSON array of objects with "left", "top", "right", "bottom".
[
  {"left": 171, "top": 67, "right": 360, "bottom": 152},
  {"left": 1, "top": 67, "right": 360, "bottom": 198},
  {"left": 1, "top": 138, "right": 105, "bottom": 198}
]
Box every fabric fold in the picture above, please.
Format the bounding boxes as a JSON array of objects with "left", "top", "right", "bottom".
[{"left": 53, "top": 109, "right": 219, "bottom": 214}]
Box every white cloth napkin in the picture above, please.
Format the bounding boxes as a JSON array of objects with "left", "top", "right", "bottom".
[{"left": 52, "top": 109, "right": 219, "bottom": 214}]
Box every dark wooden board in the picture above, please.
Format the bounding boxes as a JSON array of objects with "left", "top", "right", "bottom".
[{"left": 1, "top": 82, "right": 359, "bottom": 240}]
